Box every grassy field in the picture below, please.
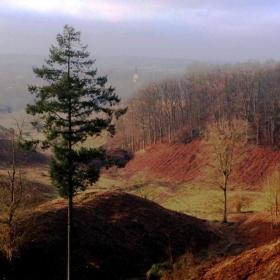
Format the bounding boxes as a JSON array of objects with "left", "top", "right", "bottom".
[{"left": 91, "top": 174, "right": 268, "bottom": 222}]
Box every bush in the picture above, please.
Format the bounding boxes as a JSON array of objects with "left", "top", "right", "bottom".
[
  {"left": 146, "top": 262, "right": 172, "bottom": 280},
  {"left": 161, "top": 252, "right": 210, "bottom": 280},
  {"left": 229, "top": 194, "right": 250, "bottom": 213},
  {"left": 172, "top": 128, "right": 200, "bottom": 144}
]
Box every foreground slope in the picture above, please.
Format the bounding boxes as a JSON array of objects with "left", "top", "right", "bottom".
[
  {"left": 237, "top": 212, "right": 280, "bottom": 247},
  {"left": 9, "top": 191, "right": 218, "bottom": 280},
  {"left": 201, "top": 239, "right": 280, "bottom": 280}
]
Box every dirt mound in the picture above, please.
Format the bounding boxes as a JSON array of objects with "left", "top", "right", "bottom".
[
  {"left": 8, "top": 191, "right": 218, "bottom": 280},
  {"left": 201, "top": 239, "right": 280, "bottom": 280}
]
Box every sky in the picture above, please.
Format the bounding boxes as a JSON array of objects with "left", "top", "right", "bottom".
[{"left": 0, "top": 0, "right": 280, "bottom": 62}]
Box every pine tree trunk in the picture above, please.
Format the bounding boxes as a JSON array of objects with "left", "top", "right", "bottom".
[
  {"left": 67, "top": 192, "right": 73, "bottom": 280},
  {"left": 67, "top": 37, "right": 73, "bottom": 280}
]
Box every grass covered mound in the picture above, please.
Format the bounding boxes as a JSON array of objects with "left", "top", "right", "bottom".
[{"left": 8, "top": 191, "right": 218, "bottom": 280}]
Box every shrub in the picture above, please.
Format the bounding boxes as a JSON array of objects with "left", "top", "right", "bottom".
[
  {"left": 172, "top": 128, "right": 200, "bottom": 144},
  {"left": 229, "top": 194, "right": 250, "bottom": 213},
  {"left": 146, "top": 262, "right": 172, "bottom": 280}
]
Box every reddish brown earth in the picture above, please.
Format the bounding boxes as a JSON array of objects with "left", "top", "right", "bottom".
[
  {"left": 233, "top": 146, "right": 280, "bottom": 188},
  {"left": 123, "top": 140, "right": 202, "bottom": 183},
  {"left": 6, "top": 191, "right": 218, "bottom": 280},
  {"left": 201, "top": 239, "right": 280, "bottom": 280},
  {"left": 122, "top": 139, "right": 280, "bottom": 189}
]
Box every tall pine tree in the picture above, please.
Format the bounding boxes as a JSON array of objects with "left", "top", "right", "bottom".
[{"left": 26, "top": 25, "right": 125, "bottom": 280}]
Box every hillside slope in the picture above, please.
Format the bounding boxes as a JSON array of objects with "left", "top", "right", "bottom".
[
  {"left": 8, "top": 191, "right": 218, "bottom": 280},
  {"left": 237, "top": 212, "right": 280, "bottom": 248},
  {"left": 201, "top": 239, "right": 280, "bottom": 280},
  {"left": 121, "top": 139, "right": 280, "bottom": 189},
  {"left": 123, "top": 140, "right": 202, "bottom": 182}
]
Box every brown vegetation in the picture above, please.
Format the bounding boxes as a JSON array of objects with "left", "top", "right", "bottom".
[
  {"left": 237, "top": 212, "right": 280, "bottom": 247},
  {"left": 201, "top": 239, "right": 280, "bottom": 280},
  {"left": 206, "top": 120, "right": 247, "bottom": 223}
]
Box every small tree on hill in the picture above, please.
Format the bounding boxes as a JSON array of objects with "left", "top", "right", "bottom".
[
  {"left": 26, "top": 25, "right": 125, "bottom": 280},
  {"left": 265, "top": 169, "right": 280, "bottom": 227},
  {"left": 207, "top": 120, "right": 246, "bottom": 223},
  {"left": 0, "top": 125, "right": 29, "bottom": 262}
]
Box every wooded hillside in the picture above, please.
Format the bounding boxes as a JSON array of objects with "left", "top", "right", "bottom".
[{"left": 114, "top": 62, "right": 280, "bottom": 151}]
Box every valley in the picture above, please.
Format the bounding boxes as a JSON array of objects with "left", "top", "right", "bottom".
[{"left": 1, "top": 4, "right": 280, "bottom": 278}]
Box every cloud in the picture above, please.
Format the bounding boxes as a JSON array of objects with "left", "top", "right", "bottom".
[
  {"left": 1, "top": 0, "right": 280, "bottom": 61},
  {"left": 0, "top": 0, "right": 279, "bottom": 35},
  {"left": 1, "top": 0, "right": 278, "bottom": 23},
  {"left": 0, "top": 0, "right": 169, "bottom": 21}
]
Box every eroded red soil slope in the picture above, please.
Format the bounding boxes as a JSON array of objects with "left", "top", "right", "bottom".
[
  {"left": 122, "top": 140, "right": 280, "bottom": 189},
  {"left": 123, "top": 140, "right": 202, "bottom": 182},
  {"left": 233, "top": 146, "right": 280, "bottom": 188}
]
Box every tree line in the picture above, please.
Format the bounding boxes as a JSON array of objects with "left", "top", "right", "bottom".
[{"left": 114, "top": 62, "right": 280, "bottom": 151}]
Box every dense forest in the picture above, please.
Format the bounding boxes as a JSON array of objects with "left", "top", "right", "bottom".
[{"left": 114, "top": 62, "right": 280, "bottom": 151}]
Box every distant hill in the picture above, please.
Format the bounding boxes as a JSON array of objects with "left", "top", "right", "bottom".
[
  {"left": 0, "top": 124, "right": 47, "bottom": 166},
  {"left": 0, "top": 124, "right": 10, "bottom": 139},
  {"left": 0, "top": 105, "right": 12, "bottom": 113}
]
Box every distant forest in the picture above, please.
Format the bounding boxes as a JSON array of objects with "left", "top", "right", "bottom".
[{"left": 114, "top": 62, "right": 280, "bottom": 151}]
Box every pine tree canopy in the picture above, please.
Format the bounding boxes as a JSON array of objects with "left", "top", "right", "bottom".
[{"left": 26, "top": 25, "right": 126, "bottom": 196}]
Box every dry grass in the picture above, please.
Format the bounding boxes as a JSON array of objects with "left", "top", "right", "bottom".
[
  {"left": 201, "top": 239, "right": 280, "bottom": 280},
  {"left": 92, "top": 173, "right": 268, "bottom": 222}
]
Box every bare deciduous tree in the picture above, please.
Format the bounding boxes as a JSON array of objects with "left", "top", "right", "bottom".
[
  {"left": 207, "top": 120, "right": 247, "bottom": 223},
  {"left": 265, "top": 169, "right": 280, "bottom": 228},
  {"left": 0, "top": 128, "right": 25, "bottom": 261},
  {"left": 114, "top": 62, "right": 280, "bottom": 152}
]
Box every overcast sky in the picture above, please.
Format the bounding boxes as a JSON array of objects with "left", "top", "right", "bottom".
[{"left": 0, "top": 0, "right": 280, "bottom": 62}]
